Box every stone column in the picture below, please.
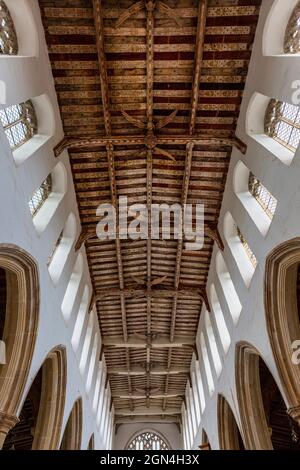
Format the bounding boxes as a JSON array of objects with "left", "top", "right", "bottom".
[{"left": 0, "top": 411, "right": 19, "bottom": 448}]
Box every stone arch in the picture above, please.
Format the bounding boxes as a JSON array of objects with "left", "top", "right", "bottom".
[
  {"left": 0, "top": 244, "right": 39, "bottom": 448},
  {"left": 60, "top": 398, "right": 82, "bottom": 450},
  {"left": 2, "top": 346, "right": 67, "bottom": 450},
  {"left": 199, "top": 428, "right": 211, "bottom": 450},
  {"left": 235, "top": 342, "right": 300, "bottom": 449},
  {"left": 264, "top": 238, "right": 300, "bottom": 424},
  {"left": 217, "top": 394, "right": 245, "bottom": 450},
  {"left": 32, "top": 346, "right": 67, "bottom": 449},
  {"left": 88, "top": 433, "right": 94, "bottom": 450},
  {"left": 235, "top": 342, "right": 273, "bottom": 449}
]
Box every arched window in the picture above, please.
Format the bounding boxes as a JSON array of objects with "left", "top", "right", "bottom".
[
  {"left": 71, "top": 286, "right": 90, "bottom": 352},
  {"left": 234, "top": 161, "right": 277, "bottom": 236},
  {"left": 200, "top": 332, "right": 215, "bottom": 396},
  {"left": 61, "top": 254, "right": 84, "bottom": 322},
  {"left": 224, "top": 212, "right": 257, "bottom": 286},
  {"left": 0, "top": 1, "right": 18, "bottom": 55},
  {"left": 216, "top": 252, "right": 242, "bottom": 325},
  {"left": 248, "top": 172, "right": 277, "bottom": 220},
  {"left": 265, "top": 99, "right": 300, "bottom": 153},
  {"left": 28, "top": 174, "right": 52, "bottom": 217},
  {"left": 237, "top": 226, "right": 257, "bottom": 269},
  {"left": 47, "top": 230, "right": 63, "bottom": 266},
  {"left": 204, "top": 310, "right": 222, "bottom": 377},
  {"left": 194, "top": 360, "right": 206, "bottom": 413},
  {"left": 0, "top": 101, "right": 37, "bottom": 150},
  {"left": 284, "top": 1, "right": 300, "bottom": 54},
  {"left": 48, "top": 213, "right": 77, "bottom": 284},
  {"left": 210, "top": 284, "right": 231, "bottom": 353},
  {"left": 127, "top": 431, "right": 169, "bottom": 450}
]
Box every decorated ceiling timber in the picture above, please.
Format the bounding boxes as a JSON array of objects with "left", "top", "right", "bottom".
[{"left": 39, "top": 0, "right": 261, "bottom": 424}]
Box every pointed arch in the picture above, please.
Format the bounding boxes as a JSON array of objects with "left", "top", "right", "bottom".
[
  {"left": 264, "top": 238, "right": 300, "bottom": 423},
  {"left": 60, "top": 398, "right": 82, "bottom": 450},
  {"left": 0, "top": 244, "right": 39, "bottom": 448},
  {"left": 32, "top": 346, "right": 67, "bottom": 449},
  {"left": 217, "top": 394, "right": 245, "bottom": 450}
]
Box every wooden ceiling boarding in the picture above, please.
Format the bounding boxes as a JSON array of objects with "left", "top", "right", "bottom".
[{"left": 39, "top": 0, "right": 261, "bottom": 426}]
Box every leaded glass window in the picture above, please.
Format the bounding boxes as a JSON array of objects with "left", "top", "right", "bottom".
[
  {"left": 0, "top": 101, "right": 37, "bottom": 150},
  {"left": 264, "top": 99, "right": 300, "bottom": 152},
  {"left": 284, "top": 1, "right": 300, "bottom": 54},
  {"left": 236, "top": 226, "right": 257, "bottom": 268},
  {"left": 127, "top": 432, "right": 169, "bottom": 451},
  {"left": 28, "top": 175, "right": 52, "bottom": 217},
  {"left": 47, "top": 230, "right": 63, "bottom": 265},
  {"left": 248, "top": 172, "right": 277, "bottom": 219},
  {"left": 0, "top": 1, "right": 18, "bottom": 55}
]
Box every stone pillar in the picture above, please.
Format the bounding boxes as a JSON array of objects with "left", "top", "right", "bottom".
[{"left": 0, "top": 411, "right": 19, "bottom": 448}]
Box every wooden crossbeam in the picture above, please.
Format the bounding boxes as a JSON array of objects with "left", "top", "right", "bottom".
[
  {"left": 115, "top": 416, "right": 181, "bottom": 424},
  {"left": 114, "top": 392, "right": 183, "bottom": 400},
  {"left": 115, "top": 407, "right": 181, "bottom": 416},
  {"left": 108, "top": 365, "right": 189, "bottom": 376},
  {"left": 54, "top": 135, "right": 245, "bottom": 157},
  {"left": 102, "top": 334, "right": 195, "bottom": 349},
  {"left": 95, "top": 286, "right": 210, "bottom": 311}
]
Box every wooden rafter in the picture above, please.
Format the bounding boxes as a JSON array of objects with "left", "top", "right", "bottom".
[
  {"left": 189, "top": 0, "right": 208, "bottom": 135},
  {"left": 92, "top": 0, "right": 111, "bottom": 135}
]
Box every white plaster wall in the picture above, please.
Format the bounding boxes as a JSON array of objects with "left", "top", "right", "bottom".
[
  {"left": 113, "top": 423, "right": 182, "bottom": 450},
  {"left": 183, "top": 0, "right": 300, "bottom": 450},
  {"left": 0, "top": 0, "right": 113, "bottom": 449}
]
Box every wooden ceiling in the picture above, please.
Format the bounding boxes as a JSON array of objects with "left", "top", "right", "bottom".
[{"left": 39, "top": 0, "right": 261, "bottom": 426}]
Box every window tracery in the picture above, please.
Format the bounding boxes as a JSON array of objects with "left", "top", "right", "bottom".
[
  {"left": 28, "top": 175, "right": 52, "bottom": 217},
  {"left": 284, "top": 1, "right": 300, "bottom": 54},
  {"left": 248, "top": 172, "right": 277, "bottom": 219},
  {"left": 264, "top": 99, "right": 300, "bottom": 153},
  {"left": 0, "top": 1, "right": 18, "bottom": 55},
  {"left": 0, "top": 101, "right": 37, "bottom": 150},
  {"left": 127, "top": 432, "right": 169, "bottom": 450}
]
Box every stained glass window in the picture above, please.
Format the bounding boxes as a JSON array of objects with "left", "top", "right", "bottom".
[
  {"left": 236, "top": 226, "right": 257, "bottom": 268},
  {"left": 264, "top": 99, "right": 300, "bottom": 153},
  {"left": 47, "top": 230, "right": 63, "bottom": 265},
  {"left": 248, "top": 172, "right": 277, "bottom": 219},
  {"left": 127, "top": 432, "right": 169, "bottom": 450},
  {"left": 28, "top": 175, "right": 52, "bottom": 217},
  {"left": 284, "top": 1, "right": 300, "bottom": 54},
  {"left": 0, "top": 101, "right": 37, "bottom": 150},
  {"left": 0, "top": 1, "right": 18, "bottom": 55}
]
